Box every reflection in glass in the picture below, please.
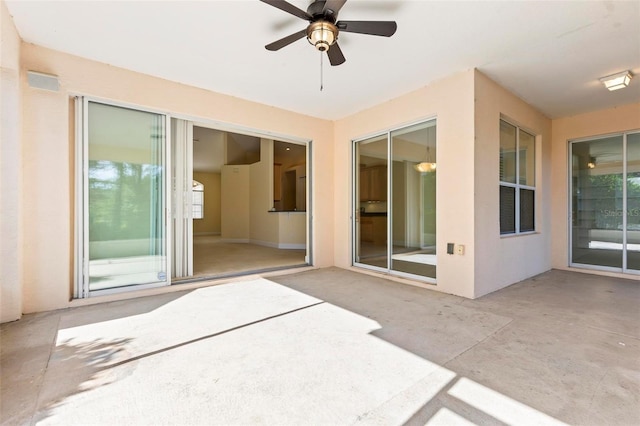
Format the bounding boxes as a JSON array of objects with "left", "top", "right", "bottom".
[
  {"left": 519, "top": 129, "right": 535, "bottom": 186},
  {"left": 355, "top": 135, "right": 388, "bottom": 269},
  {"left": 390, "top": 121, "right": 436, "bottom": 279},
  {"left": 626, "top": 133, "right": 640, "bottom": 270},
  {"left": 88, "top": 102, "right": 167, "bottom": 291},
  {"left": 500, "top": 121, "right": 517, "bottom": 183},
  {"left": 571, "top": 136, "right": 623, "bottom": 268}
]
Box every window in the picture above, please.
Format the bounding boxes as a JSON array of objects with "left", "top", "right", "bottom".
[
  {"left": 499, "top": 119, "right": 535, "bottom": 234},
  {"left": 192, "top": 180, "right": 204, "bottom": 219}
]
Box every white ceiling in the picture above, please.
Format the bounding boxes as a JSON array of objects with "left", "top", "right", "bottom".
[{"left": 6, "top": 0, "right": 640, "bottom": 120}]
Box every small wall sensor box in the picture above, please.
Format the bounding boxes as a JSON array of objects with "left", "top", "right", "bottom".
[{"left": 447, "top": 243, "right": 454, "bottom": 255}]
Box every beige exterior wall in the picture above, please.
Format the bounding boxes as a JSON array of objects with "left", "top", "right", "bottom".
[
  {"left": 0, "top": 0, "right": 22, "bottom": 322},
  {"left": 473, "top": 70, "right": 552, "bottom": 297},
  {"left": 551, "top": 102, "right": 640, "bottom": 277},
  {"left": 18, "top": 43, "right": 333, "bottom": 314},
  {"left": 334, "top": 70, "right": 477, "bottom": 298},
  {"left": 193, "top": 172, "right": 221, "bottom": 235},
  {"left": 5, "top": 5, "right": 637, "bottom": 318}
]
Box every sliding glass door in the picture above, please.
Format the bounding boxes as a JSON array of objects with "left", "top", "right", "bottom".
[
  {"left": 354, "top": 134, "right": 389, "bottom": 269},
  {"left": 78, "top": 100, "right": 169, "bottom": 295},
  {"left": 353, "top": 119, "right": 437, "bottom": 282},
  {"left": 570, "top": 131, "right": 640, "bottom": 273},
  {"left": 391, "top": 122, "right": 437, "bottom": 279}
]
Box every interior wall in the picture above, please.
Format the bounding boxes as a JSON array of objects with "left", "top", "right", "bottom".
[
  {"left": 473, "top": 70, "right": 552, "bottom": 297},
  {"left": 19, "top": 42, "right": 333, "bottom": 314},
  {"left": 0, "top": 0, "right": 22, "bottom": 322},
  {"left": 249, "top": 139, "right": 279, "bottom": 246},
  {"left": 334, "top": 70, "right": 477, "bottom": 298},
  {"left": 193, "top": 171, "right": 221, "bottom": 235},
  {"left": 551, "top": 102, "right": 640, "bottom": 274},
  {"left": 221, "top": 165, "right": 250, "bottom": 241}
]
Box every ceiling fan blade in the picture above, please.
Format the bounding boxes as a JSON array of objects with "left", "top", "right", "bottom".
[
  {"left": 327, "top": 42, "right": 346, "bottom": 66},
  {"left": 265, "top": 29, "right": 307, "bottom": 51},
  {"left": 259, "top": 0, "right": 312, "bottom": 21},
  {"left": 323, "top": 0, "right": 347, "bottom": 16},
  {"left": 336, "top": 20, "right": 397, "bottom": 37}
]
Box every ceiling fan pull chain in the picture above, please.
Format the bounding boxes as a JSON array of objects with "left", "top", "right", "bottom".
[{"left": 320, "top": 51, "right": 324, "bottom": 91}]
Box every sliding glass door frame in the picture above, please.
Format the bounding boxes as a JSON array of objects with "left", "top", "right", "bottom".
[
  {"left": 569, "top": 131, "right": 640, "bottom": 275},
  {"left": 75, "top": 96, "right": 172, "bottom": 298},
  {"left": 351, "top": 117, "right": 437, "bottom": 284},
  {"left": 352, "top": 131, "right": 389, "bottom": 272}
]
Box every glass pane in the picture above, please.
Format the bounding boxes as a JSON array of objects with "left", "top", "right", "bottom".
[
  {"left": 500, "top": 120, "right": 517, "bottom": 183},
  {"left": 571, "top": 136, "right": 623, "bottom": 269},
  {"left": 500, "top": 186, "right": 515, "bottom": 234},
  {"left": 519, "top": 129, "right": 535, "bottom": 187},
  {"left": 626, "top": 133, "right": 640, "bottom": 271},
  {"left": 520, "top": 188, "right": 535, "bottom": 232},
  {"left": 88, "top": 102, "right": 167, "bottom": 290},
  {"left": 355, "top": 135, "right": 388, "bottom": 270},
  {"left": 390, "top": 120, "right": 436, "bottom": 279}
]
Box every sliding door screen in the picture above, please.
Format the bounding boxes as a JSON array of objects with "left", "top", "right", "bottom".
[{"left": 84, "top": 101, "right": 168, "bottom": 292}]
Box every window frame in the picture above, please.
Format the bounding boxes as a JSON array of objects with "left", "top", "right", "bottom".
[
  {"left": 192, "top": 180, "right": 204, "bottom": 219},
  {"left": 499, "top": 118, "right": 537, "bottom": 236}
]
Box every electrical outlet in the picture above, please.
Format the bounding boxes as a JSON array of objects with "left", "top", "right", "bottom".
[{"left": 456, "top": 244, "right": 465, "bottom": 255}]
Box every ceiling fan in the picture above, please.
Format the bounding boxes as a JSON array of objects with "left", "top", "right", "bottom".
[{"left": 260, "top": 0, "right": 397, "bottom": 66}]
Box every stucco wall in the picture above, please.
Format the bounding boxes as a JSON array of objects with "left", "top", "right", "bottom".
[
  {"left": 0, "top": 0, "right": 22, "bottom": 322},
  {"left": 551, "top": 102, "right": 640, "bottom": 277},
  {"left": 19, "top": 43, "right": 333, "bottom": 314},
  {"left": 334, "top": 70, "right": 477, "bottom": 298},
  {"left": 473, "top": 70, "right": 552, "bottom": 297}
]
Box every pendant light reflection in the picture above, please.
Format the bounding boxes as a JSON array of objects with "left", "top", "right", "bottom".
[{"left": 414, "top": 146, "right": 436, "bottom": 172}]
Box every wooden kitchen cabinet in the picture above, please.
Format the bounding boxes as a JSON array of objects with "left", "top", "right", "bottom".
[
  {"left": 359, "top": 165, "right": 387, "bottom": 201},
  {"left": 360, "top": 215, "right": 387, "bottom": 245},
  {"left": 360, "top": 217, "right": 374, "bottom": 242}
]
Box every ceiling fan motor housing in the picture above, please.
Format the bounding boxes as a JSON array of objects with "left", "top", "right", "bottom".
[{"left": 307, "top": 21, "right": 338, "bottom": 52}]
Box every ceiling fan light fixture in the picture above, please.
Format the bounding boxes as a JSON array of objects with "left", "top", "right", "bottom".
[
  {"left": 414, "top": 162, "right": 436, "bottom": 173},
  {"left": 599, "top": 70, "right": 633, "bottom": 91},
  {"left": 307, "top": 21, "right": 338, "bottom": 52}
]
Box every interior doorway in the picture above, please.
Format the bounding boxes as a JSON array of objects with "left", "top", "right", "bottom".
[{"left": 172, "top": 121, "right": 310, "bottom": 282}]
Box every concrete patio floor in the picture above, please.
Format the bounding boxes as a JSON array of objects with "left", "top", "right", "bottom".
[{"left": 1, "top": 268, "right": 639, "bottom": 425}]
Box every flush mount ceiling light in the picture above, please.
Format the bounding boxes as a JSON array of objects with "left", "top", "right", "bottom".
[{"left": 599, "top": 70, "right": 633, "bottom": 91}]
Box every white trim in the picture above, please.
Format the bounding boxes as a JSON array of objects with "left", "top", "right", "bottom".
[
  {"left": 187, "top": 116, "right": 310, "bottom": 145},
  {"left": 623, "top": 132, "right": 628, "bottom": 271},
  {"left": 499, "top": 118, "right": 537, "bottom": 235},
  {"left": 278, "top": 243, "right": 306, "bottom": 250},
  {"left": 67, "top": 92, "right": 171, "bottom": 116},
  {"left": 88, "top": 281, "right": 174, "bottom": 298},
  {"left": 352, "top": 114, "right": 438, "bottom": 143},
  {"left": 73, "top": 96, "right": 86, "bottom": 298}
]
